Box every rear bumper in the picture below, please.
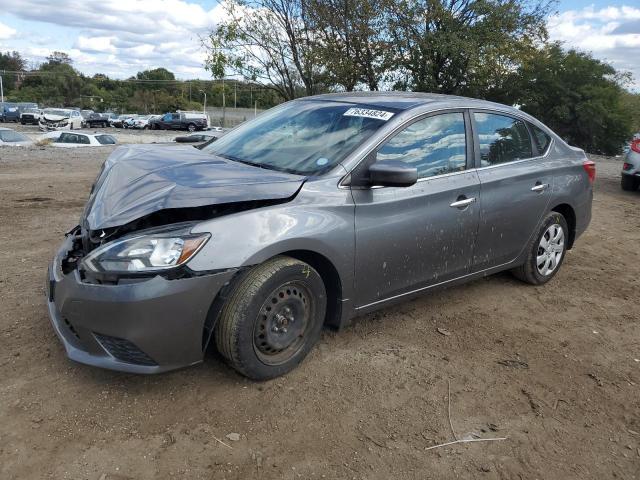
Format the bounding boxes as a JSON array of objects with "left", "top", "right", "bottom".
[{"left": 46, "top": 235, "right": 237, "bottom": 374}]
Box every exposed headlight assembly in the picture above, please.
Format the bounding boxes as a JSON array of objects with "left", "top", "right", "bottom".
[{"left": 82, "top": 232, "right": 210, "bottom": 274}]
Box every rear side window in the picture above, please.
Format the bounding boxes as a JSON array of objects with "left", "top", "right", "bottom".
[
  {"left": 530, "top": 124, "right": 552, "bottom": 155},
  {"left": 96, "top": 135, "right": 116, "bottom": 145},
  {"left": 377, "top": 112, "right": 467, "bottom": 179},
  {"left": 474, "top": 112, "right": 533, "bottom": 166}
]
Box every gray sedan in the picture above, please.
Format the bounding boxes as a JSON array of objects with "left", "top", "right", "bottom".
[{"left": 47, "top": 93, "right": 594, "bottom": 380}]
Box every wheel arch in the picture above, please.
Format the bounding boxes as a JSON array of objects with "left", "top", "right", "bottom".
[
  {"left": 551, "top": 203, "right": 576, "bottom": 249},
  {"left": 280, "top": 249, "right": 343, "bottom": 329},
  {"left": 202, "top": 249, "right": 345, "bottom": 353}
]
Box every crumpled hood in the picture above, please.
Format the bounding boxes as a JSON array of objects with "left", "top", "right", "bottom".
[
  {"left": 42, "top": 114, "right": 69, "bottom": 122},
  {"left": 84, "top": 144, "right": 306, "bottom": 230}
]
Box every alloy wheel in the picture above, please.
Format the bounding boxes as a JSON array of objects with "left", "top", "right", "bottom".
[{"left": 536, "top": 223, "right": 565, "bottom": 276}]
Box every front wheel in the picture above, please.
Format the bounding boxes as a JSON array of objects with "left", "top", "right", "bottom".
[
  {"left": 511, "top": 211, "right": 569, "bottom": 285},
  {"left": 215, "top": 256, "right": 327, "bottom": 380},
  {"left": 621, "top": 175, "right": 638, "bottom": 191}
]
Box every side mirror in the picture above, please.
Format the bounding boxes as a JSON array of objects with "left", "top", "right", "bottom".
[{"left": 368, "top": 160, "right": 418, "bottom": 187}]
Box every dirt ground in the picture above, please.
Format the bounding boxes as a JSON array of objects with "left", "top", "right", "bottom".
[{"left": 0, "top": 138, "right": 639, "bottom": 480}]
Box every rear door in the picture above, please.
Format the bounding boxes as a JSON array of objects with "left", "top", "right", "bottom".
[
  {"left": 352, "top": 110, "right": 480, "bottom": 309},
  {"left": 471, "top": 111, "right": 552, "bottom": 271}
]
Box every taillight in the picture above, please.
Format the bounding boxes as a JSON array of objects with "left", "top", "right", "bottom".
[
  {"left": 583, "top": 160, "right": 596, "bottom": 184},
  {"left": 623, "top": 162, "right": 633, "bottom": 171},
  {"left": 631, "top": 139, "right": 640, "bottom": 154}
]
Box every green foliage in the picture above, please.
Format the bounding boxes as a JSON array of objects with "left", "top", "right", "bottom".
[
  {"left": 3, "top": 56, "right": 284, "bottom": 113},
  {"left": 388, "top": 0, "right": 552, "bottom": 95},
  {"left": 510, "top": 44, "right": 633, "bottom": 155},
  {"left": 0, "top": 51, "right": 26, "bottom": 90},
  {"left": 621, "top": 90, "right": 640, "bottom": 135}
]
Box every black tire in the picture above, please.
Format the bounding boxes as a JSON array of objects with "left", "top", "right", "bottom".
[
  {"left": 215, "top": 256, "right": 327, "bottom": 380},
  {"left": 187, "top": 123, "right": 196, "bottom": 132},
  {"left": 621, "top": 175, "right": 638, "bottom": 191},
  {"left": 511, "top": 211, "right": 569, "bottom": 285}
]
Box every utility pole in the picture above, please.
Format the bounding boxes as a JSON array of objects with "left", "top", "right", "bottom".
[
  {"left": 254, "top": 100, "right": 257, "bottom": 117},
  {"left": 0, "top": 74, "right": 4, "bottom": 103},
  {"left": 199, "top": 89, "right": 207, "bottom": 115},
  {"left": 234, "top": 82, "right": 237, "bottom": 109},
  {"left": 222, "top": 78, "right": 226, "bottom": 128}
]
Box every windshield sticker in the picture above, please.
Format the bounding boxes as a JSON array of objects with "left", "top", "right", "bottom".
[
  {"left": 343, "top": 108, "right": 394, "bottom": 121},
  {"left": 316, "top": 158, "right": 329, "bottom": 166}
]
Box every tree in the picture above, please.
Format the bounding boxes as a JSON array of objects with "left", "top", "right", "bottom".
[
  {"left": 46, "top": 51, "right": 73, "bottom": 66},
  {"left": 204, "top": 0, "right": 321, "bottom": 99},
  {"left": 307, "top": 0, "right": 391, "bottom": 91},
  {"left": 386, "top": 0, "right": 552, "bottom": 96},
  {"left": 621, "top": 90, "right": 640, "bottom": 136},
  {"left": 0, "top": 51, "right": 26, "bottom": 90},
  {"left": 512, "top": 44, "right": 633, "bottom": 155}
]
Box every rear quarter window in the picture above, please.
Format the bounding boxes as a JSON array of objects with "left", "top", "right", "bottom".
[
  {"left": 529, "top": 124, "right": 552, "bottom": 155},
  {"left": 474, "top": 112, "right": 533, "bottom": 166}
]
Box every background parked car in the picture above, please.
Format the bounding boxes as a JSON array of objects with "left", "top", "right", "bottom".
[
  {"left": 1, "top": 102, "right": 21, "bottom": 122},
  {"left": 80, "top": 110, "right": 94, "bottom": 126},
  {"left": 0, "top": 127, "right": 33, "bottom": 147},
  {"left": 50, "top": 131, "right": 117, "bottom": 147},
  {"left": 20, "top": 108, "right": 43, "bottom": 125},
  {"left": 621, "top": 138, "right": 640, "bottom": 191},
  {"left": 39, "top": 108, "right": 83, "bottom": 131},
  {"left": 130, "top": 115, "right": 157, "bottom": 129},
  {"left": 84, "top": 113, "right": 111, "bottom": 128},
  {"left": 122, "top": 114, "right": 140, "bottom": 129},
  {"left": 110, "top": 114, "right": 129, "bottom": 128},
  {"left": 149, "top": 112, "right": 208, "bottom": 132}
]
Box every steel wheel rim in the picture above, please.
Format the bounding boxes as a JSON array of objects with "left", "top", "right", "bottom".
[
  {"left": 536, "top": 223, "right": 565, "bottom": 276},
  {"left": 253, "top": 282, "right": 312, "bottom": 366}
]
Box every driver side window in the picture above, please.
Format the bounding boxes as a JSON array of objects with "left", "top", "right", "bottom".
[{"left": 377, "top": 112, "right": 467, "bottom": 179}]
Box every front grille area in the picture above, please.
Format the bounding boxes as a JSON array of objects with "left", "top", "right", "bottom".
[{"left": 94, "top": 333, "right": 157, "bottom": 366}]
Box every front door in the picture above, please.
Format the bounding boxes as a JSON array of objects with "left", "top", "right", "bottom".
[
  {"left": 351, "top": 111, "right": 480, "bottom": 309},
  {"left": 471, "top": 111, "right": 552, "bottom": 271}
]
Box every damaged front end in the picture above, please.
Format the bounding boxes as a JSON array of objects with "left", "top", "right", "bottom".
[{"left": 46, "top": 143, "right": 306, "bottom": 373}]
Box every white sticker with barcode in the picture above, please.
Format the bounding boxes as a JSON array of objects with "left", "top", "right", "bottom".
[{"left": 343, "top": 108, "right": 394, "bottom": 121}]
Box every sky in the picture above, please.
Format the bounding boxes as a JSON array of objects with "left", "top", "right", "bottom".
[{"left": 0, "top": 0, "right": 639, "bottom": 89}]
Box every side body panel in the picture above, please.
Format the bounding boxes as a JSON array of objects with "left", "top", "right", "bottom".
[
  {"left": 474, "top": 159, "right": 553, "bottom": 270},
  {"left": 351, "top": 171, "right": 480, "bottom": 308}
]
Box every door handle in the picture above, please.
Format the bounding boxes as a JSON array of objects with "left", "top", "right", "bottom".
[
  {"left": 450, "top": 197, "right": 476, "bottom": 208},
  {"left": 531, "top": 183, "right": 549, "bottom": 192}
]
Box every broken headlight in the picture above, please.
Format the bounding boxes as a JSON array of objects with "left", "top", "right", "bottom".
[{"left": 81, "top": 232, "right": 210, "bottom": 274}]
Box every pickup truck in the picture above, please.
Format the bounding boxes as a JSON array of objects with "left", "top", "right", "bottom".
[{"left": 149, "top": 112, "right": 207, "bottom": 132}]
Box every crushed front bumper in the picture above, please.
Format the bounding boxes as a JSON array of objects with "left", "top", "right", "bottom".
[{"left": 46, "top": 235, "right": 237, "bottom": 374}]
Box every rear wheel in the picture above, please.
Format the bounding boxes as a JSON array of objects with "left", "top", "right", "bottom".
[
  {"left": 187, "top": 123, "right": 196, "bottom": 132},
  {"left": 512, "top": 211, "right": 568, "bottom": 285},
  {"left": 621, "top": 175, "right": 638, "bottom": 191},
  {"left": 215, "top": 256, "right": 327, "bottom": 380}
]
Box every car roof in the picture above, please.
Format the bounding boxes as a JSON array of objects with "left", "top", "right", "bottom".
[{"left": 306, "top": 91, "right": 515, "bottom": 113}]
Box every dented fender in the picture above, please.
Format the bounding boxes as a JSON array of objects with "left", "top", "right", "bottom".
[{"left": 188, "top": 175, "right": 356, "bottom": 303}]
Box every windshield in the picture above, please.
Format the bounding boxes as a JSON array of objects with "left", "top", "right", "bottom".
[
  {"left": 44, "top": 109, "right": 71, "bottom": 117},
  {"left": 0, "top": 130, "right": 29, "bottom": 142},
  {"left": 203, "top": 100, "right": 394, "bottom": 175}
]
